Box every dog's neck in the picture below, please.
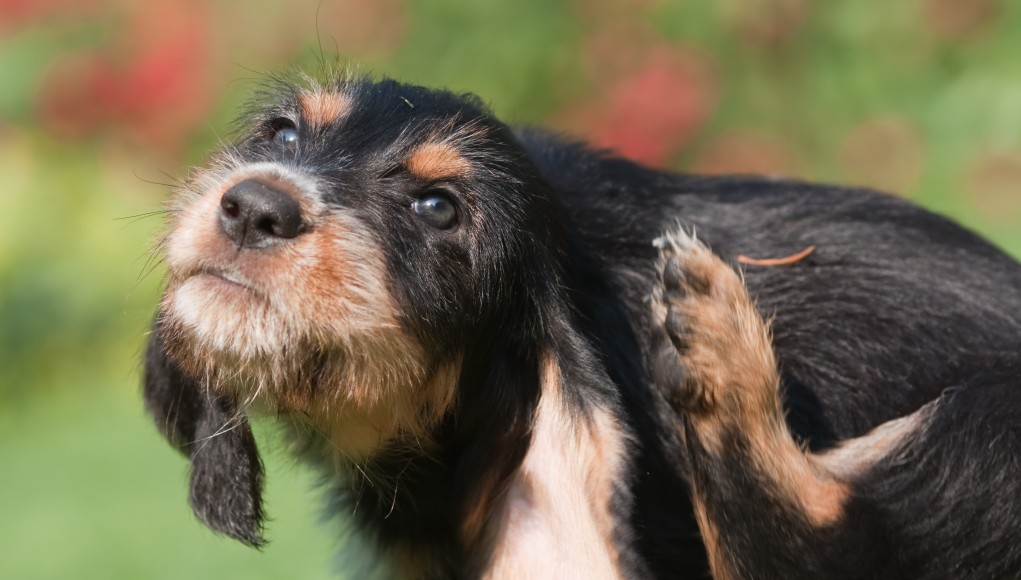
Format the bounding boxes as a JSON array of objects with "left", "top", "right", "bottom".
[
  {"left": 475, "top": 354, "right": 628, "bottom": 579},
  {"left": 307, "top": 331, "right": 632, "bottom": 579}
]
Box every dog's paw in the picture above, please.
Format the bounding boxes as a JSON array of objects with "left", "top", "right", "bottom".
[{"left": 651, "top": 230, "right": 778, "bottom": 420}]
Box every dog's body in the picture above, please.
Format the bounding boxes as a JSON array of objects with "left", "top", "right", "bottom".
[{"left": 145, "top": 76, "right": 1021, "bottom": 579}]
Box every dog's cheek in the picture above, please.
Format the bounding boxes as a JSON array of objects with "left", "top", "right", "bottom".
[
  {"left": 387, "top": 235, "right": 476, "bottom": 353},
  {"left": 165, "top": 183, "right": 227, "bottom": 276},
  {"left": 296, "top": 213, "right": 402, "bottom": 342}
]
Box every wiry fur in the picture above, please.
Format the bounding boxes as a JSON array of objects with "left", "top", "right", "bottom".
[{"left": 144, "top": 73, "right": 1021, "bottom": 578}]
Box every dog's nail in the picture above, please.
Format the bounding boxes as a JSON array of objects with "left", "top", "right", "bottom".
[
  {"left": 663, "top": 258, "right": 685, "bottom": 291},
  {"left": 666, "top": 309, "right": 690, "bottom": 349}
]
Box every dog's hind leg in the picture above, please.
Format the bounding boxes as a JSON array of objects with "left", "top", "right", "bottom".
[{"left": 650, "top": 230, "right": 1021, "bottom": 580}]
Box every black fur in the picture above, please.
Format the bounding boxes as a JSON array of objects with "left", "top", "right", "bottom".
[
  {"left": 144, "top": 320, "right": 265, "bottom": 547},
  {"left": 143, "top": 75, "right": 1021, "bottom": 578}
]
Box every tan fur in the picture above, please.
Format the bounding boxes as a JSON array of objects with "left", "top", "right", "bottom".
[
  {"left": 308, "top": 360, "right": 461, "bottom": 464},
  {"left": 690, "top": 495, "right": 737, "bottom": 580},
  {"left": 459, "top": 469, "right": 505, "bottom": 552},
  {"left": 655, "top": 232, "right": 849, "bottom": 528},
  {"left": 406, "top": 142, "right": 471, "bottom": 181},
  {"left": 817, "top": 404, "right": 932, "bottom": 481},
  {"left": 480, "top": 356, "right": 626, "bottom": 579},
  {"left": 298, "top": 90, "right": 352, "bottom": 126},
  {"left": 161, "top": 162, "right": 457, "bottom": 459}
]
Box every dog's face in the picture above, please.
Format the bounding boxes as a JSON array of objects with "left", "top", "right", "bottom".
[{"left": 145, "top": 77, "right": 563, "bottom": 545}]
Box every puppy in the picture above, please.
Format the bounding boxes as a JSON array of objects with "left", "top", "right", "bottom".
[{"left": 145, "top": 74, "right": 1021, "bottom": 579}]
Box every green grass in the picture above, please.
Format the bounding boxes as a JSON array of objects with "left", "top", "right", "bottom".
[{"left": 0, "top": 385, "right": 341, "bottom": 580}]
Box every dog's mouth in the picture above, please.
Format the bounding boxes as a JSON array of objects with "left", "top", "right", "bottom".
[
  {"left": 198, "top": 268, "right": 248, "bottom": 287},
  {"left": 173, "top": 268, "right": 267, "bottom": 310},
  {"left": 187, "top": 268, "right": 263, "bottom": 298},
  {"left": 162, "top": 260, "right": 285, "bottom": 358}
]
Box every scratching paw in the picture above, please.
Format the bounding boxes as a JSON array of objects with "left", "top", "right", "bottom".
[{"left": 651, "top": 230, "right": 778, "bottom": 419}]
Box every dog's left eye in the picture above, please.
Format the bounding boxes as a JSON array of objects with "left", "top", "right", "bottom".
[
  {"left": 268, "top": 118, "right": 299, "bottom": 147},
  {"left": 412, "top": 191, "right": 458, "bottom": 230}
]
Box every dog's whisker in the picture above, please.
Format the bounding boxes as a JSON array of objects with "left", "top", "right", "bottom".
[
  {"left": 384, "top": 458, "right": 414, "bottom": 520},
  {"left": 133, "top": 256, "right": 166, "bottom": 290},
  {"left": 114, "top": 209, "right": 176, "bottom": 222},
  {"left": 133, "top": 169, "right": 182, "bottom": 190}
]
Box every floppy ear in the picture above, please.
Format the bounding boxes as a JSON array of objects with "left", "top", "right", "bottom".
[{"left": 143, "top": 320, "right": 266, "bottom": 547}]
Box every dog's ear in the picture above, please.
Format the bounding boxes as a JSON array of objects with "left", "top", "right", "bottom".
[{"left": 143, "top": 321, "right": 266, "bottom": 547}]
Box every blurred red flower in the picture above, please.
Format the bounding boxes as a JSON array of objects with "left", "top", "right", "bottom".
[
  {"left": 555, "top": 47, "right": 717, "bottom": 167},
  {"left": 0, "top": 0, "right": 98, "bottom": 31},
  {"left": 35, "top": 0, "right": 217, "bottom": 153}
]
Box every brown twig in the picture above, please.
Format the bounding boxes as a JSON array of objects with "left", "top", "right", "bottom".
[{"left": 737, "top": 245, "right": 816, "bottom": 267}]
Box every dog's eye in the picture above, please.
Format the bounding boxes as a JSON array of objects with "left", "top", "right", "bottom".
[
  {"left": 268, "top": 118, "right": 298, "bottom": 147},
  {"left": 412, "top": 191, "right": 458, "bottom": 230}
]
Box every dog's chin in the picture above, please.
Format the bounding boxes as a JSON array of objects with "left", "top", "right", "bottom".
[
  {"left": 158, "top": 273, "right": 318, "bottom": 407},
  {"left": 167, "top": 273, "right": 288, "bottom": 359}
]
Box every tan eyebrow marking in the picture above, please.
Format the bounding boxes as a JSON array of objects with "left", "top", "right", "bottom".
[
  {"left": 298, "top": 90, "right": 351, "bottom": 126},
  {"left": 405, "top": 142, "right": 472, "bottom": 181}
]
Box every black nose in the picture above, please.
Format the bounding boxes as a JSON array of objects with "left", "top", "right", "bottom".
[{"left": 219, "top": 179, "right": 306, "bottom": 248}]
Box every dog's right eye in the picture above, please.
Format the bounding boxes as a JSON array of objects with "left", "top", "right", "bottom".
[
  {"left": 412, "top": 190, "right": 458, "bottom": 230},
  {"left": 268, "top": 118, "right": 298, "bottom": 147}
]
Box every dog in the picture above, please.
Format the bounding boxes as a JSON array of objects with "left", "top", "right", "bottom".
[{"left": 144, "top": 74, "right": 1021, "bottom": 579}]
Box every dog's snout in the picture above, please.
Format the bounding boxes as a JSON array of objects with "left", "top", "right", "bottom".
[{"left": 219, "top": 178, "right": 305, "bottom": 248}]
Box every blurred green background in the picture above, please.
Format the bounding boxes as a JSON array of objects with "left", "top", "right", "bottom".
[{"left": 3, "top": 0, "right": 1021, "bottom": 578}]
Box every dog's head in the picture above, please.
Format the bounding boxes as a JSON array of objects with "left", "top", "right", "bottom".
[{"left": 144, "top": 76, "right": 566, "bottom": 545}]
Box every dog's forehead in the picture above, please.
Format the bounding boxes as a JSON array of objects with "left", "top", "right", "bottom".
[
  {"left": 296, "top": 89, "right": 352, "bottom": 127},
  {"left": 285, "top": 82, "right": 491, "bottom": 161}
]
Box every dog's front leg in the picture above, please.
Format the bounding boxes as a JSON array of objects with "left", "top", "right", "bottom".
[
  {"left": 650, "top": 229, "right": 1021, "bottom": 580},
  {"left": 649, "top": 232, "right": 879, "bottom": 579}
]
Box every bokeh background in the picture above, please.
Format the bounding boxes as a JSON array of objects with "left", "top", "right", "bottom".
[{"left": 3, "top": 0, "right": 1021, "bottom": 578}]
